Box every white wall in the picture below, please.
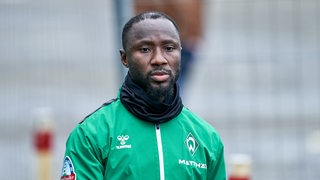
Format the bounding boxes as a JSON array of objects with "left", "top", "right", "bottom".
[{"left": 184, "top": 0, "right": 320, "bottom": 179}]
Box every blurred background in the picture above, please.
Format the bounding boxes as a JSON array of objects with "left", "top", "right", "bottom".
[{"left": 0, "top": 0, "right": 319, "bottom": 179}]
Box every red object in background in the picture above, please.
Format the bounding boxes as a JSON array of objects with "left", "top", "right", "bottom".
[
  {"left": 228, "top": 154, "right": 251, "bottom": 180},
  {"left": 34, "top": 130, "right": 53, "bottom": 152}
]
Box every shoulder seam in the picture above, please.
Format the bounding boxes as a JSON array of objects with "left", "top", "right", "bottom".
[{"left": 79, "top": 98, "right": 118, "bottom": 124}]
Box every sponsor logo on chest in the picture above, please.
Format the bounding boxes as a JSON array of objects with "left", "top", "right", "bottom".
[{"left": 178, "top": 159, "right": 207, "bottom": 169}]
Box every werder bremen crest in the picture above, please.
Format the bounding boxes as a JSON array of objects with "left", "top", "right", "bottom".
[{"left": 185, "top": 133, "right": 199, "bottom": 156}]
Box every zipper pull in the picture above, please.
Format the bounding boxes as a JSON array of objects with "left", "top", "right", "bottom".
[{"left": 156, "top": 123, "right": 160, "bottom": 130}]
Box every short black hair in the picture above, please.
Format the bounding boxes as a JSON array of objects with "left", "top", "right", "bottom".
[{"left": 121, "top": 11, "right": 180, "bottom": 51}]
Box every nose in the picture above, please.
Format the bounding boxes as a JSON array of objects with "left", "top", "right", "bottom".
[{"left": 151, "top": 48, "right": 168, "bottom": 65}]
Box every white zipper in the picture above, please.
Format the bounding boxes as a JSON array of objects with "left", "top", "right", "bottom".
[{"left": 155, "top": 124, "right": 165, "bottom": 180}]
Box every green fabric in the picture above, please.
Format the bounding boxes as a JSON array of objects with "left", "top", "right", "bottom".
[{"left": 62, "top": 99, "right": 226, "bottom": 180}]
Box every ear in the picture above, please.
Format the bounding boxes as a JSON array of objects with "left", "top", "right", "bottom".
[
  {"left": 120, "top": 49, "right": 129, "bottom": 68},
  {"left": 119, "top": 49, "right": 129, "bottom": 68}
]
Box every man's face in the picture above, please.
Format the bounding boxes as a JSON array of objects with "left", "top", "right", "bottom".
[{"left": 121, "top": 18, "right": 181, "bottom": 100}]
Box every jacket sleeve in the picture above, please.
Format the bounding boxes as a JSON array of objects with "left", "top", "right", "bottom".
[
  {"left": 60, "top": 124, "right": 104, "bottom": 180},
  {"left": 208, "top": 140, "right": 227, "bottom": 180}
]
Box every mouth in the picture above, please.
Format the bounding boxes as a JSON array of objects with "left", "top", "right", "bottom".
[{"left": 150, "top": 70, "right": 170, "bottom": 82}]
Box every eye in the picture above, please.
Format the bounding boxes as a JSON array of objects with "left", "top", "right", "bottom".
[
  {"left": 164, "top": 45, "right": 176, "bottom": 52},
  {"left": 139, "top": 47, "right": 151, "bottom": 53}
]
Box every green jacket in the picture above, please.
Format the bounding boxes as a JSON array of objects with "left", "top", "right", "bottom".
[{"left": 61, "top": 98, "right": 226, "bottom": 180}]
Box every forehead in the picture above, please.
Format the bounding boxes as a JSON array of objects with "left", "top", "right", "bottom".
[{"left": 127, "top": 18, "right": 180, "bottom": 44}]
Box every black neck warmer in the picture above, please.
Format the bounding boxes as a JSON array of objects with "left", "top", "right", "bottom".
[{"left": 120, "top": 74, "right": 183, "bottom": 124}]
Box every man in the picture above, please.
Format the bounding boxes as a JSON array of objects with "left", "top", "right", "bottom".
[{"left": 60, "top": 11, "right": 226, "bottom": 180}]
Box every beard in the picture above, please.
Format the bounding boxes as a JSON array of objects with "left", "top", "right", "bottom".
[
  {"left": 130, "top": 68, "right": 180, "bottom": 102},
  {"left": 145, "top": 78, "right": 175, "bottom": 101}
]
